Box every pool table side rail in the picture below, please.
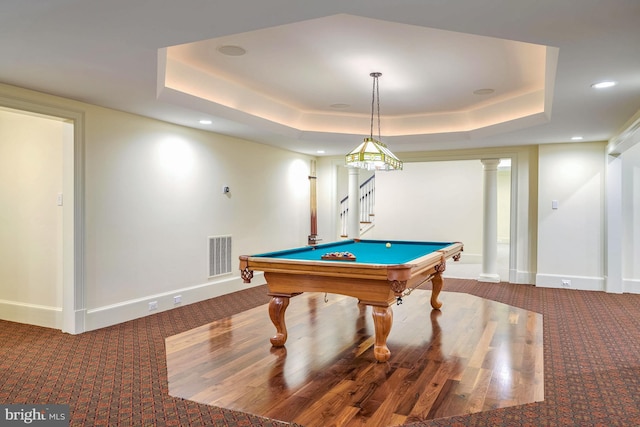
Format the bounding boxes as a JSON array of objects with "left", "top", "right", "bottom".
[
  {"left": 239, "top": 256, "right": 396, "bottom": 281},
  {"left": 239, "top": 242, "right": 463, "bottom": 284}
]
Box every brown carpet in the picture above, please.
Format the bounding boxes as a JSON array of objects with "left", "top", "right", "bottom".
[{"left": 2, "top": 279, "right": 640, "bottom": 426}]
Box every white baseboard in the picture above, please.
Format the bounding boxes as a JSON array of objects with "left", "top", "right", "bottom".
[
  {"left": 84, "top": 272, "right": 265, "bottom": 332},
  {"left": 535, "top": 273, "right": 605, "bottom": 291},
  {"left": 0, "top": 299, "right": 62, "bottom": 329},
  {"left": 478, "top": 273, "right": 501, "bottom": 283},
  {"left": 623, "top": 278, "right": 640, "bottom": 294},
  {"left": 510, "top": 269, "right": 536, "bottom": 285}
]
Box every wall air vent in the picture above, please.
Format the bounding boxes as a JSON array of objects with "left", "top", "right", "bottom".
[{"left": 208, "top": 235, "right": 232, "bottom": 277}]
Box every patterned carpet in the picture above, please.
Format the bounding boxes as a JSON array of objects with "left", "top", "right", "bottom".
[{"left": 1, "top": 279, "right": 640, "bottom": 426}]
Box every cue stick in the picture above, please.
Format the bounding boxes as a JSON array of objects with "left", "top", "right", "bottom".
[{"left": 308, "top": 160, "right": 321, "bottom": 245}]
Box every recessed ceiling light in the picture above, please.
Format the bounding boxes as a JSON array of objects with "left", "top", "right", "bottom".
[
  {"left": 473, "top": 88, "right": 495, "bottom": 95},
  {"left": 317, "top": 150, "right": 325, "bottom": 154},
  {"left": 217, "top": 45, "right": 246, "bottom": 56},
  {"left": 571, "top": 136, "right": 583, "bottom": 141},
  {"left": 199, "top": 119, "right": 212, "bottom": 125},
  {"left": 591, "top": 81, "right": 617, "bottom": 89},
  {"left": 330, "top": 103, "right": 350, "bottom": 109}
]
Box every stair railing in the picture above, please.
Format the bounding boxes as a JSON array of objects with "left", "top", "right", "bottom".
[{"left": 339, "top": 175, "right": 375, "bottom": 237}]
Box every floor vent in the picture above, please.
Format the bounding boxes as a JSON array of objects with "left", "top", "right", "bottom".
[{"left": 209, "top": 235, "right": 232, "bottom": 277}]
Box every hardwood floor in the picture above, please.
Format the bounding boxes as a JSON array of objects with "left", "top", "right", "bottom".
[{"left": 166, "top": 290, "right": 543, "bottom": 426}]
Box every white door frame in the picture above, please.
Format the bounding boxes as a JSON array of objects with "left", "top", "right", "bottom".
[{"left": 0, "top": 95, "right": 85, "bottom": 333}]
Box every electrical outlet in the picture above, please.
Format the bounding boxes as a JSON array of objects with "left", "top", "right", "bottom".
[
  {"left": 173, "top": 295, "right": 182, "bottom": 305},
  {"left": 561, "top": 279, "right": 571, "bottom": 287},
  {"left": 148, "top": 301, "right": 158, "bottom": 311}
]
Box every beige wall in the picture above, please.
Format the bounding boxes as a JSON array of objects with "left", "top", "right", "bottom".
[
  {"left": 536, "top": 142, "right": 606, "bottom": 290},
  {"left": 84, "top": 107, "right": 312, "bottom": 309},
  {"left": 369, "top": 160, "right": 484, "bottom": 261}
]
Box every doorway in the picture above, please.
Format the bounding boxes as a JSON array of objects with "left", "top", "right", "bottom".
[{"left": 0, "top": 98, "right": 84, "bottom": 333}]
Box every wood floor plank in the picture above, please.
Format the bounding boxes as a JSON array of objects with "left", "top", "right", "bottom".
[
  {"left": 467, "top": 320, "right": 498, "bottom": 369},
  {"left": 408, "top": 358, "right": 462, "bottom": 421},
  {"left": 393, "top": 358, "right": 440, "bottom": 416},
  {"left": 291, "top": 380, "right": 357, "bottom": 426},
  {"left": 360, "top": 367, "right": 413, "bottom": 426},
  {"left": 464, "top": 367, "right": 494, "bottom": 414},
  {"left": 166, "top": 289, "right": 544, "bottom": 425}
]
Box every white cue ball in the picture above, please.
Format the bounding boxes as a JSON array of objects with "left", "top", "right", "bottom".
[{"left": 386, "top": 243, "right": 391, "bottom": 248}]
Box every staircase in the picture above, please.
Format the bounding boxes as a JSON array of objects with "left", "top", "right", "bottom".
[{"left": 339, "top": 175, "right": 375, "bottom": 238}]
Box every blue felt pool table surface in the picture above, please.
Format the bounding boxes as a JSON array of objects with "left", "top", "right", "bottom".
[{"left": 252, "top": 239, "right": 455, "bottom": 265}]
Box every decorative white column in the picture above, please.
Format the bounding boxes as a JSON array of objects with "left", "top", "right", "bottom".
[
  {"left": 479, "top": 159, "right": 501, "bottom": 283},
  {"left": 347, "top": 167, "right": 360, "bottom": 239}
]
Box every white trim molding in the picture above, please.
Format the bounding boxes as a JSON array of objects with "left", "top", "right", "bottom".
[
  {"left": 535, "top": 273, "right": 605, "bottom": 291},
  {"left": 0, "top": 300, "right": 62, "bottom": 329}
]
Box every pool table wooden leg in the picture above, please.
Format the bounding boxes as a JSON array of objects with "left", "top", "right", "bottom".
[
  {"left": 372, "top": 306, "right": 393, "bottom": 362},
  {"left": 268, "top": 296, "right": 289, "bottom": 347},
  {"left": 431, "top": 272, "right": 444, "bottom": 309}
]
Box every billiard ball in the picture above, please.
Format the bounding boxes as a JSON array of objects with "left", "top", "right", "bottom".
[{"left": 386, "top": 242, "right": 391, "bottom": 248}]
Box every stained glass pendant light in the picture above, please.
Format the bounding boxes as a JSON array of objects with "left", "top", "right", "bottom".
[{"left": 345, "top": 72, "right": 403, "bottom": 171}]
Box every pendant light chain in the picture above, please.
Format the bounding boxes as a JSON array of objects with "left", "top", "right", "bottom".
[
  {"left": 370, "top": 75, "right": 375, "bottom": 139},
  {"left": 376, "top": 75, "right": 381, "bottom": 142},
  {"left": 370, "top": 72, "right": 382, "bottom": 141}
]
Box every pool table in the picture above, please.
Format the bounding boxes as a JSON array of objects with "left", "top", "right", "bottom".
[{"left": 239, "top": 239, "right": 463, "bottom": 362}]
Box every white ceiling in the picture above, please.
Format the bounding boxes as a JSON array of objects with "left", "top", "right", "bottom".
[{"left": 1, "top": 0, "right": 639, "bottom": 157}]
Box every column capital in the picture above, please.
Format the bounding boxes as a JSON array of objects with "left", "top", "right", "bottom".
[{"left": 481, "top": 158, "right": 501, "bottom": 170}]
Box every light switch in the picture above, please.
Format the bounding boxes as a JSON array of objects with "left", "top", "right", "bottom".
[
  {"left": 551, "top": 200, "right": 558, "bottom": 210},
  {"left": 57, "top": 193, "right": 64, "bottom": 206}
]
